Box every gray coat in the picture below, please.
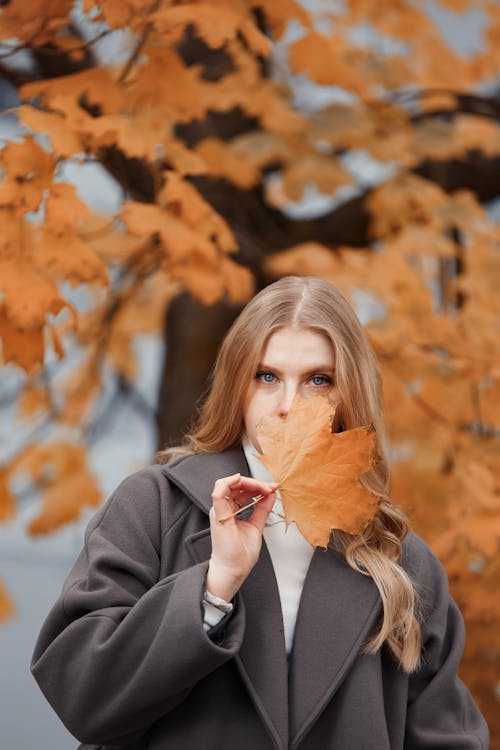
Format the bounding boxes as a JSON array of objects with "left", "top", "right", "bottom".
[{"left": 31, "top": 448, "right": 489, "bottom": 749}]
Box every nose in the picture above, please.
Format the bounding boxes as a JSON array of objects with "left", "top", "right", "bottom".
[{"left": 277, "top": 383, "right": 298, "bottom": 418}]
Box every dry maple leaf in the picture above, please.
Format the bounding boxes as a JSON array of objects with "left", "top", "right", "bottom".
[{"left": 256, "top": 395, "right": 380, "bottom": 547}]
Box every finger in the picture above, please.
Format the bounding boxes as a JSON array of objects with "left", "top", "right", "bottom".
[
  {"left": 211, "top": 474, "right": 242, "bottom": 516},
  {"left": 211, "top": 475, "right": 262, "bottom": 526},
  {"left": 212, "top": 473, "right": 240, "bottom": 497},
  {"left": 225, "top": 475, "right": 277, "bottom": 498},
  {"left": 212, "top": 475, "right": 277, "bottom": 514},
  {"left": 246, "top": 489, "right": 277, "bottom": 534}
]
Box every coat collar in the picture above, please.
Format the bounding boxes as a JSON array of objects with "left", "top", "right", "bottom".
[
  {"left": 162, "top": 446, "right": 249, "bottom": 515},
  {"left": 163, "top": 448, "right": 381, "bottom": 750}
]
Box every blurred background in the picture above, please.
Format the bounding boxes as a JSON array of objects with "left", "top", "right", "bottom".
[{"left": 0, "top": 1, "right": 499, "bottom": 748}]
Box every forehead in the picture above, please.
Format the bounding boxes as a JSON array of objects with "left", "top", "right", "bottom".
[{"left": 259, "top": 326, "right": 334, "bottom": 366}]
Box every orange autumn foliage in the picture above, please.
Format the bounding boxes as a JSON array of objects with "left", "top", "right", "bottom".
[
  {"left": 256, "top": 396, "right": 380, "bottom": 547},
  {"left": 0, "top": 579, "right": 16, "bottom": 624},
  {"left": 0, "top": 0, "right": 499, "bottom": 740},
  {"left": 18, "top": 443, "right": 101, "bottom": 536}
]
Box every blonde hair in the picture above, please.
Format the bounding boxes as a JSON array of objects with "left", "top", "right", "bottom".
[{"left": 157, "top": 276, "right": 421, "bottom": 672}]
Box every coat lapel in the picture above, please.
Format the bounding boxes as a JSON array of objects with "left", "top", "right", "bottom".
[
  {"left": 236, "top": 541, "right": 289, "bottom": 749},
  {"left": 288, "top": 547, "right": 381, "bottom": 749},
  {"left": 165, "top": 449, "right": 289, "bottom": 750}
]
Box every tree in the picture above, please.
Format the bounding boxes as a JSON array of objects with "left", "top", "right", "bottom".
[{"left": 0, "top": 0, "right": 499, "bottom": 740}]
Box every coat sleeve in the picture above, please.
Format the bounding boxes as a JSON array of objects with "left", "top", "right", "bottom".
[
  {"left": 30, "top": 469, "right": 245, "bottom": 747},
  {"left": 404, "top": 536, "right": 489, "bottom": 749}
]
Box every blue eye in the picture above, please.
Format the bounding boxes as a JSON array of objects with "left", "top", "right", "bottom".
[
  {"left": 256, "top": 371, "right": 276, "bottom": 384},
  {"left": 309, "top": 375, "right": 332, "bottom": 387}
]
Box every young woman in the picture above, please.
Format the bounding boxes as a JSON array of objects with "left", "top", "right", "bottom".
[{"left": 31, "top": 276, "right": 489, "bottom": 749}]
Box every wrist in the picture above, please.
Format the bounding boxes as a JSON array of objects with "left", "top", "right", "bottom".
[{"left": 206, "top": 559, "right": 244, "bottom": 602}]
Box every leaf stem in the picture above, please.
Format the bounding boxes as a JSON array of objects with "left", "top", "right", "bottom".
[{"left": 217, "top": 493, "right": 265, "bottom": 524}]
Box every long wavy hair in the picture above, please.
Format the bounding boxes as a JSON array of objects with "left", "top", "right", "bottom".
[{"left": 157, "top": 275, "right": 421, "bottom": 672}]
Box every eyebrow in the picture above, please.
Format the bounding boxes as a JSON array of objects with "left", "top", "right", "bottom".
[{"left": 257, "top": 362, "right": 335, "bottom": 376}]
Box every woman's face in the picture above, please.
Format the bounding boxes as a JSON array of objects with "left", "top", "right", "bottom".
[{"left": 243, "top": 326, "right": 341, "bottom": 451}]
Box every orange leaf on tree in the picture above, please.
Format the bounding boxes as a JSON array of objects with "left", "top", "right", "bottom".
[
  {"left": 0, "top": 138, "right": 56, "bottom": 215},
  {"left": 159, "top": 172, "right": 237, "bottom": 253},
  {"left": 195, "top": 138, "right": 261, "bottom": 190},
  {"left": 0, "top": 258, "right": 67, "bottom": 328},
  {"left": 18, "top": 105, "right": 82, "bottom": 158},
  {"left": 0, "top": 308, "right": 45, "bottom": 373},
  {"left": 121, "top": 201, "right": 217, "bottom": 262},
  {"left": 0, "top": 469, "right": 15, "bottom": 522},
  {"left": 15, "top": 442, "right": 102, "bottom": 535},
  {"left": 256, "top": 395, "right": 380, "bottom": 547},
  {"left": 0, "top": 579, "right": 16, "bottom": 623},
  {"left": 21, "top": 68, "right": 125, "bottom": 117},
  {"left": 17, "top": 382, "right": 50, "bottom": 420},
  {"left": 220, "top": 257, "right": 254, "bottom": 303},
  {"left": 152, "top": 4, "right": 271, "bottom": 56},
  {"left": 31, "top": 227, "right": 109, "bottom": 288}
]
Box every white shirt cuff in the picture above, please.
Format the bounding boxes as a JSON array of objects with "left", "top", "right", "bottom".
[{"left": 202, "top": 600, "right": 228, "bottom": 630}]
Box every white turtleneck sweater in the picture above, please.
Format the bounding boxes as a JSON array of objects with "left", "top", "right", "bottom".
[{"left": 203, "top": 440, "right": 314, "bottom": 653}]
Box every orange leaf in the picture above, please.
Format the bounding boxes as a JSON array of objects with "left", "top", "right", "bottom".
[
  {"left": 31, "top": 227, "right": 109, "bottom": 287},
  {"left": 18, "top": 105, "right": 82, "bottom": 158},
  {"left": 17, "top": 382, "right": 50, "bottom": 419},
  {"left": 220, "top": 257, "right": 254, "bottom": 303},
  {"left": 229, "top": 131, "right": 291, "bottom": 172},
  {"left": 264, "top": 242, "right": 340, "bottom": 280},
  {"left": 0, "top": 579, "right": 16, "bottom": 624},
  {"left": 130, "top": 46, "right": 220, "bottom": 123},
  {"left": 366, "top": 174, "right": 449, "bottom": 239},
  {"left": 21, "top": 68, "right": 125, "bottom": 117},
  {"left": 159, "top": 172, "right": 237, "bottom": 253},
  {"left": 164, "top": 138, "right": 208, "bottom": 176},
  {"left": 282, "top": 153, "right": 351, "bottom": 201},
  {"left": 256, "top": 396, "right": 380, "bottom": 546},
  {"left": 16, "top": 443, "right": 102, "bottom": 535},
  {"left": 0, "top": 0, "right": 71, "bottom": 43},
  {"left": 0, "top": 259, "right": 66, "bottom": 328},
  {"left": 121, "top": 201, "right": 216, "bottom": 262},
  {"left": 195, "top": 138, "right": 260, "bottom": 190},
  {"left": 170, "top": 256, "right": 225, "bottom": 306},
  {"left": 45, "top": 182, "right": 92, "bottom": 227},
  {"left": 28, "top": 470, "right": 101, "bottom": 535},
  {"left": 0, "top": 469, "right": 15, "bottom": 522},
  {"left": 0, "top": 308, "right": 45, "bottom": 373},
  {"left": 152, "top": 4, "right": 271, "bottom": 56},
  {"left": 0, "top": 138, "right": 56, "bottom": 215},
  {"left": 88, "top": 111, "right": 173, "bottom": 162},
  {"left": 289, "top": 31, "right": 408, "bottom": 94},
  {"left": 78, "top": 216, "right": 146, "bottom": 262},
  {"left": 384, "top": 225, "right": 456, "bottom": 258},
  {"left": 80, "top": 0, "right": 144, "bottom": 31}
]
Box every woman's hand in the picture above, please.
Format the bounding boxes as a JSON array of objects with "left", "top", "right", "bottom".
[{"left": 206, "top": 473, "right": 278, "bottom": 602}]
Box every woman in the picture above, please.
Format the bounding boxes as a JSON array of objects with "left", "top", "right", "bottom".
[{"left": 31, "top": 276, "right": 489, "bottom": 749}]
